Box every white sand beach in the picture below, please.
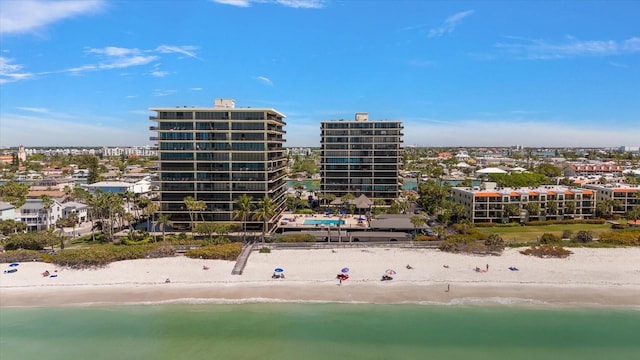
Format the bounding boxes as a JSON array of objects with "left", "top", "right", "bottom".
[{"left": 1, "top": 247, "right": 640, "bottom": 308}]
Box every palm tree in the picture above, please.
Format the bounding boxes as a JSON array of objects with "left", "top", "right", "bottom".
[
  {"left": 524, "top": 202, "right": 540, "bottom": 219},
  {"left": 233, "top": 194, "right": 253, "bottom": 243},
  {"left": 503, "top": 204, "right": 520, "bottom": 222},
  {"left": 410, "top": 215, "right": 426, "bottom": 236},
  {"left": 547, "top": 200, "right": 558, "bottom": 215},
  {"left": 156, "top": 214, "right": 172, "bottom": 242},
  {"left": 253, "top": 197, "right": 275, "bottom": 244},
  {"left": 565, "top": 200, "right": 577, "bottom": 218},
  {"left": 40, "top": 195, "right": 53, "bottom": 231},
  {"left": 143, "top": 202, "right": 159, "bottom": 241}
]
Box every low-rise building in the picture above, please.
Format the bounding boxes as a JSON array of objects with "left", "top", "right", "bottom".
[
  {"left": 451, "top": 182, "right": 596, "bottom": 223},
  {"left": 583, "top": 183, "right": 640, "bottom": 216}
]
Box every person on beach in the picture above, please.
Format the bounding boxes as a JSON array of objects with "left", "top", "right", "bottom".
[
  {"left": 445, "top": 284, "right": 450, "bottom": 292},
  {"left": 486, "top": 264, "right": 489, "bottom": 271}
]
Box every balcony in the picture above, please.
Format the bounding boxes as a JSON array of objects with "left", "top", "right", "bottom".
[
  {"left": 149, "top": 136, "right": 159, "bottom": 141},
  {"left": 149, "top": 116, "right": 158, "bottom": 121},
  {"left": 149, "top": 126, "right": 158, "bottom": 131}
]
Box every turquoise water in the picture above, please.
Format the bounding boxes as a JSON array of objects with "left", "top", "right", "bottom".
[
  {"left": 2, "top": 303, "right": 639, "bottom": 360},
  {"left": 303, "top": 219, "right": 346, "bottom": 225},
  {"left": 403, "top": 179, "right": 482, "bottom": 191},
  {"left": 286, "top": 179, "right": 319, "bottom": 191}
]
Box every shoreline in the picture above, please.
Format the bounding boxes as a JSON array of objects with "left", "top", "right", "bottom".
[{"left": 2, "top": 247, "right": 640, "bottom": 309}]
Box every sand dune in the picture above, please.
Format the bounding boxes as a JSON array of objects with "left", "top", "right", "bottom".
[{"left": 1, "top": 247, "right": 639, "bottom": 308}]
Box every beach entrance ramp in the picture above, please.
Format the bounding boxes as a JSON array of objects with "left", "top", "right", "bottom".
[{"left": 232, "top": 242, "right": 256, "bottom": 275}]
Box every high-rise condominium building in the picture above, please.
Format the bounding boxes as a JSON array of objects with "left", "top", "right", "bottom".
[
  {"left": 320, "top": 113, "right": 403, "bottom": 204},
  {"left": 150, "top": 99, "right": 287, "bottom": 232}
]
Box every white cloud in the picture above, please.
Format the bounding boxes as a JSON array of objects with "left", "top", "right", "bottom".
[
  {"left": 191, "top": 88, "right": 203, "bottom": 91},
  {"left": 151, "top": 71, "right": 169, "bottom": 77},
  {"left": 155, "top": 45, "right": 200, "bottom": 59},
  {"left": 495, "top": 36, "right": 640, "bottom": 60},
  {"left": 0, "top": 0, "right": 105, "bottom": 34},
  {"left": 0, "top": 56, "right": 34, "bottom": 84},
  {"left": 153, "top": 89, "right": 177, "bottom": 97},
  {"left": 211, "top": 0, "right": 251, "bottom": 7},
  {"left": 211, "top": 0, "right": 326, "bottom": 8},
  {"left": 429, "top": 10, "right": 474, "bottom": 38},
  {"left": 16, "top": 107, "right": 48, "bottom": 113},
  {"left": 87, "top": 46, "right": 140, "bottom": 57},
  {"left": 256, "top": 76, "right": 273, "bottom": 85},
  {"left": 274, "top": 0, "right": 325, "bottom": 8}
]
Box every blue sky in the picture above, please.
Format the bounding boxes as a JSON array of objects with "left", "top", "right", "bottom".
[{"left": 1, "top": 0, "right": 639, "bottom": 148}]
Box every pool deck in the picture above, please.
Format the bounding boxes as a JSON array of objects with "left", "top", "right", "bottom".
[{"left": 278, "top": 213, "right": 369, "bottom": 230}]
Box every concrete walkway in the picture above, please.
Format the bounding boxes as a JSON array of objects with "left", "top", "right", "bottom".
[{"left": 231, "top": 242, "right": 256, "bottom": 275}]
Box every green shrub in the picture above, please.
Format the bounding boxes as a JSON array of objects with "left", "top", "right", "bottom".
[
  {"left": 573, "top": 230, "right": 594, "bottom": 243},
  {"left": 0, "top": 249, "right": 45, "bottom": 263},
  {"left": 524, "top": 219, "right": 606, "bottom": 226},
  {"left": 474, "top": 222, "right": 521, "bottom": 228},
  {"left": 520, "top": 245, "right": 573, "bottom": 258},
  {"left": 49, "top": 244, "right": 175, "bottom": 269},
  {"left": 258, "top": 247, "right": 271, "bottom": 253},
  {"left": 414, "top": 235, "right": 439, "bottom": 241},
  {"left": 184, "top": 242, "right": 242, "bottom": 260},
  {"left": 539, "top": 233, "right": 560, "bottom": 244},
  {"left": 273, "top": 233, "right": 317, "bottom": 243},
  {"left": 484, "top": 233, "right": 505, "bottom": 253},
  {"left": 295, "top": 209, "right": 314, "bottom": 215},
  {"left": 598, "top": 230, "right": 640, "bottom": 246},
  {"left": 561, "top": 230, "right": 573, "bottom": 240}
]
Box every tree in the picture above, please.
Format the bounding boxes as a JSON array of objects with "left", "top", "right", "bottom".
[
  {"left": 40, "top": 195, "right": 53, "bottom": 231},
  {"left": 253, "top": 197, "right": 275, "bottom": 244},
  {"left": 596, "top": 199, "right": 620, "bottom": 219},
  {"left": 565, "top": 201, "right": 577, "bottom": 218},
  {"left": 234, "top": 194, "right": 253, "bottom": 243},
  {"left": 417, "top": 179, "right": 451, "bottom": 215},
  {"left": 184, "top": 196, "right": 206, "bottom": 232},
  {"left": 626, "top": 207, "right": 640, "bottom": 223},
  {"left": 524, "top": 202, "right": 541, "bottom": 217},
  {"left": 86, "top": 156, "right": 100, "bottom": 184},
  {"left": 143, "top": 201, "right": 159, "bottom": 241},
  {"left": 503, "top": 204, "right": 521, "bottom": 222},
  {"left": 0, "top": 219, "right": 27, "bottom": 235},
  {"left": 410, "top": 215, "right": 426, "bottom": 235},
  {"left": 0, "top": 181, "right": 29, "bottom": 208},
  {"left": 547, "top": 200, "right": 558, "bottom": 215},
  {"left": 156, "top": 214, "right": 171, "bottom": 242},
  {"left": 535, "top": 163, "right": 562, "bottom": 177},
  {"left": 195, "top": 222, "right": 218, "bottom": 242}
]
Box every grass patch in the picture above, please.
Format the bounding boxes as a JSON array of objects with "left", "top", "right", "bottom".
[{"left": 475, "top": 223, "right": 612, "bottom": 242}]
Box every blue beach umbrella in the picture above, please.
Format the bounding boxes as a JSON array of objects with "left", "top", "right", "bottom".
[
  {"left": 9, "top": 263, "right": 19, "bottom": 267},
  {"left": 341, "top": 267, "right": 349, "bottom": 273},
  {"left": 274, "top": 268, "right": 284, "bottom": 273}
]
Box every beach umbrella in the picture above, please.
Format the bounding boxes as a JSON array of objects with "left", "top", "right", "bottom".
[
  {"left": 385, "top": 269, "right": 396, "bottom": 276},
  {"left": 274, "top": 268, "right": 284, "bottom": 273},
  {"left": 358, "top": 216, "right": 365, "bottom": 221},
  {"left": 341, "top": 267, "right": 349, "bottom": 273},
  {"left": 9, "top": 263, "right": 19, "bottom": 267}
]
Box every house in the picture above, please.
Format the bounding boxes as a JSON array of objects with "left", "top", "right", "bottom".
[
  {"left": 0, "top": 201, "right": 15, "bottom": 221},
  {"left": 17, "top": 198, "right": 63, "bottom": 231}
]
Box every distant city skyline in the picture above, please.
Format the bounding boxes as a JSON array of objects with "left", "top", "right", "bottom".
[{"left": 1, "top": 0, "right": 639, "bottom": 148}]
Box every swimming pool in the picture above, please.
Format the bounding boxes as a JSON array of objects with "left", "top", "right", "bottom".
[{"left": 303, "top": 219, "right": 346, "bottom": 226}]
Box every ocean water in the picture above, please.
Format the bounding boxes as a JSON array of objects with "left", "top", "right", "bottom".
[{"left": 1, "top": 303, "right": 639, "bottom": 360}]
